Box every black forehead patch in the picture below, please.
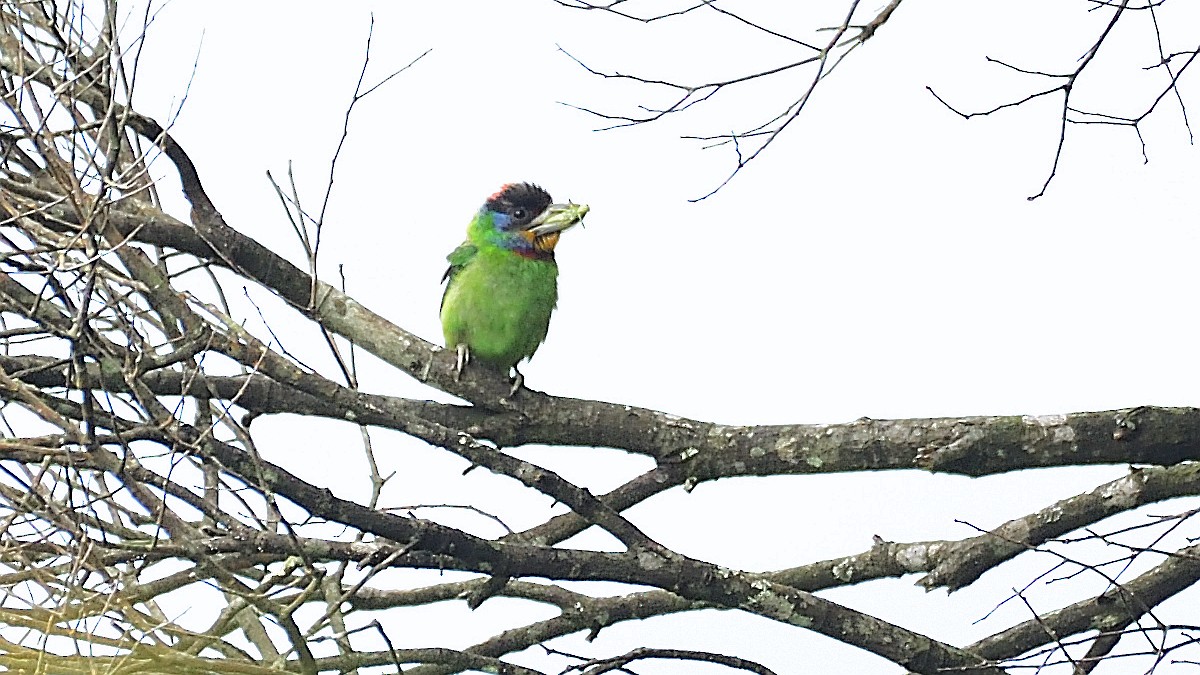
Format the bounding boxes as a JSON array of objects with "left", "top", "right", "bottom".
[{"left": 486, "top": 183, "right": 552, "bottom": 215}]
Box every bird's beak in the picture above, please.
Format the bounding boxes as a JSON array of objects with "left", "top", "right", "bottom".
[{"left": 527, "top": 202, "right": 590, "bottom": 236}]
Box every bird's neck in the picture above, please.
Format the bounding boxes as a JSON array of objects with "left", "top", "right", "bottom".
[
  {"left": 510, "top": 246, "right": 555, "bottom": 261},
  {"left": 470, "top": 213, "right": 557, "bottom": 262}
]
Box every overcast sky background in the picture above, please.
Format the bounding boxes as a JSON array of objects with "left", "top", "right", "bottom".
[{"left": 122, "top": 1, "right": 1200, "bottom": 672}]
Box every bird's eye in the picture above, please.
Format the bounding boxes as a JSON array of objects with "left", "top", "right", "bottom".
[{"left": 512, "top": 208, "right": 527, "bottom": 220}]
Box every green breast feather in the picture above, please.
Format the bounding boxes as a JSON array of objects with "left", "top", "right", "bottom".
[{"left": 440, "top": 245, "right": 559, "bottom": 370}]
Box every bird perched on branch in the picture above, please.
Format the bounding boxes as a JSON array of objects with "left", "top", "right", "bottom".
[{"left": 440, "top": 183, "right": 590, "bottom": 393}]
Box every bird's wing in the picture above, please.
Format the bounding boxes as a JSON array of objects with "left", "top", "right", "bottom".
[{"left": 440, "top": 243, "right": 477, "bottom": 309}]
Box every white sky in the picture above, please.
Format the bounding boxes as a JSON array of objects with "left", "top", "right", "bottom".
[{"left": 123, "top": 1, "right": 1200, "bottom": 673}]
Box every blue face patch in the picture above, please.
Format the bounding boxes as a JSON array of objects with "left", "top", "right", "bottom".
[
  {"left": 489, "top": 210, "right": 514, "bottom": 231},
  {"left": 476, "top": 209, "right": 536, "bottom": 253}
]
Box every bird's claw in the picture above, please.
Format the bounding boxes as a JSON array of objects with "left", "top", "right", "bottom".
[
  {"left": 508, "top": 369, "right": 524, "bottom": 396},
  {"left": 454, "top": 343, "right": 470, "bottom": 381}
]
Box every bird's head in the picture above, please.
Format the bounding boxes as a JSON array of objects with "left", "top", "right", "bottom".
[{"left": 471, "top": 183, "right": 590, "bottom": 258}]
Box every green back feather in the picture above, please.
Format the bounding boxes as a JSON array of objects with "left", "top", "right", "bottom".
[{"left": 440, "top": 243, "right": 477, "bottom": 310}]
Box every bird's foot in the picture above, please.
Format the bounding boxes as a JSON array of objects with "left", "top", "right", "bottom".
[
  {"left": 508, "top": 368, "right": 524, "bottom": 396},
  {"left": 454, "top": 343, "right": 470, "bottom": 381}
]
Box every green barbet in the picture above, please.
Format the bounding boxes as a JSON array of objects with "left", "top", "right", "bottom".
[{"left": 440, "top": 183, "right": 589, "bottom": 392}]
